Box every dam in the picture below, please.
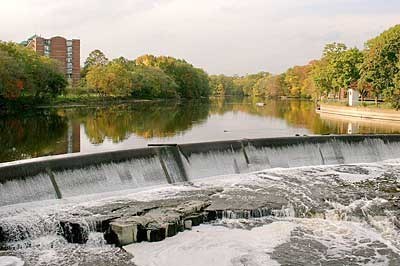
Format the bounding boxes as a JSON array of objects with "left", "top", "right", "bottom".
[
  {"left": 1, "top": 134, "right": 400, "bottom": 206},
  {"left": 1, "top": 134, "right": 400, "bottom": 265}
]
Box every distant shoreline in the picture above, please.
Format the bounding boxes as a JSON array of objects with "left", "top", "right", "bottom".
[{"left": 0, "top": 96, "right": 171, "bottom": 113}]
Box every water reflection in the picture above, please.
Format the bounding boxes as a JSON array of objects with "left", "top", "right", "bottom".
[
  {"left": 0, "top": 98, "right": 399, "bottom": 163},
  {"left": 0, "top": 111, "right": 70, "bottom": 162},
  {"left": 318, "top": 112, "right": 400, "bottom": 135}
]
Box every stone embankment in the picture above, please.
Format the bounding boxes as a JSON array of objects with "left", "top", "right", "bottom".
[{"left": 318, "top": 104, "right": 400, "bottom": 121}]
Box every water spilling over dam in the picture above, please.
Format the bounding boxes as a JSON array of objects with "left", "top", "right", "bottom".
[
  {"left": 1, "top": 135, "right": 400, "bottom": 265},
  {"left": 1, "top": 135, "right": 400, "bottom": 207}
]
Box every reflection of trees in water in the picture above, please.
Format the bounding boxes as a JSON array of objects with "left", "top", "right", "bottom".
[
  {"left": 0, "top": 111, "right": 68, "bottom": 162},
  {"left": 68, "top": 101, "right": 210, "bottom": 144},
  {"left": 210, "top": 97, "right": 337, "bottom": 134},
  {"left": 70, "top": 97, "right": 348, "bottom": 146}
]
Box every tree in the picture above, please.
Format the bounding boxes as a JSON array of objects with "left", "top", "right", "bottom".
[
  {"left": 335, "top": 48, "right": 363, "bottom": 90},
  {"left": 0, "top": 50, "right": 24, "bottom": 99},
  {"left": 361, "top": 24, "right": 400, "bottom": 104},
  {"left": 0, "top": 41, "right": 67, "bottom": 100},
  {"left": 130, "top": 66, "right": 178, "bottom": 98},
  {"left": 209, "top": 75, "right": 240, "bottom": 96},
  {"left": 311, "top": 58, "right": 333, "bottom": 98},
  {"left": 82, "top": 49, "right": 109, "bottom": 78},
  {"left": 135, "top": 55, "right": 211, "bottom": 98},
  {"left": 261, "top": 75, "right": 286, "bottom": 98},
  {"left": 310, "top": 43, "right": 362, "bottom": 100},
  {"left": 233, "top": 72, "right": 269, "bottom": 96},
  {"left": 86, "top": 61, "right": 132, "bottom": 96},
  {"left": 384, "top": 60, "right": 400, "bottom": 110},
  {"left": 323, "top": 43, "right": 348, "bottom": 98}
]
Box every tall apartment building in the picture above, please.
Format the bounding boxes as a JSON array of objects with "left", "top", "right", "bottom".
[{"left": 22, "top": 35, "right": 80, "bottom": 86}]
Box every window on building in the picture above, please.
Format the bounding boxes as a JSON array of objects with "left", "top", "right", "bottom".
[
  {"left": 67, "top": 46, "right": 73, "bottom": 52},
  {"left": 67, "top": 57, "right": 72, "bottom": 63},
  {"left": 67, "top": 40, "right": 72, "bottom": 46}
]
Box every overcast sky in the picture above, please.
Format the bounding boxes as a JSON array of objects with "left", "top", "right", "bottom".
[{"left": 1, "top": 0, "right": 399, "bottom": 75}]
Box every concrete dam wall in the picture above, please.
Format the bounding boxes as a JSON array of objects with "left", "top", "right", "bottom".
[{"left": 1, "top": 134, "right": 400, "bottom": 206}]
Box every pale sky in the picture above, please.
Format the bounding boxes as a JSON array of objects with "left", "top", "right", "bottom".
[{"left": 1, "top": 0, "right": 399, "bottom": 75}]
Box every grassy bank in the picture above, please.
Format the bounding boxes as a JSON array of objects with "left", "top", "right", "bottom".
[{"left": 320, "top": 100, "right": 396, "bottom": 111}]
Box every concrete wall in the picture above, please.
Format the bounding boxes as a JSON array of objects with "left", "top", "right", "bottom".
[
  {"left": 1, "top": 134, "right": 400, "bottom": 183},
  {"left": 319, "top": 104, "right": 400, "bottom": 121}
]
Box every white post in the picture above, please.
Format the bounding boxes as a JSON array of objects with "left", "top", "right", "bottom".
[{"left": 348, "top": 89, "right": 359, "bottom": 107}]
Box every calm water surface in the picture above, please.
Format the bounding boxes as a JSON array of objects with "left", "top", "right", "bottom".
[{"left": 1, "top": 97, "right": 399, "bottom": 163}]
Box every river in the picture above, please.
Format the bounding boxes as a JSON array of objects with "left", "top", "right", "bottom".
[{"left": 1, "top": 97, "right": 399, "bottom": 163}]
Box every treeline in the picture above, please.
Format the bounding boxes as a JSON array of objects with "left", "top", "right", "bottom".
[
  {"left": 0, "top": 42, "right": 211, "bottom": 103},
  {"left": 2, "top": 24, "right": 400, "bottom": 108},
  {"left": 210, "top": 24, "right": 400, "bottom": 108},
  {"left": 0, "top": 42, "right": 67, "bottom": 100},
  {"left": 82, "top": 52, "right": 210, "bottom": 99}
]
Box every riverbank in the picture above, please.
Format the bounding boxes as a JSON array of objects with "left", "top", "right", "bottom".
[
  {"left": 317, "top": 103, "right": 400, "bottom": 121},
  {"left": 0, "top": 95, "right": 172, "bottom": 114}
]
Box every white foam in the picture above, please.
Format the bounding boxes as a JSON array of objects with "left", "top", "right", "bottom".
[
  {"left": 124, "top": 221, "right": 296, "bottom": 266},
  {"left": 0, "top": 257, "right": 24, "bottom": 266}
]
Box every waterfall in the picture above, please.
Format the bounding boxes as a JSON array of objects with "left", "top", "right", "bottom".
[{"left": 0, "top": 136, "right": 400, "bottom": 207}]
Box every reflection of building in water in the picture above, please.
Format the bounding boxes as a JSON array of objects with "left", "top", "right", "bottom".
[
  {"left": 69, "top": 121, "right": 81, "bottom": 153},
  {"left": 53, "top": 120, "right": 80, "bottom": 154}
]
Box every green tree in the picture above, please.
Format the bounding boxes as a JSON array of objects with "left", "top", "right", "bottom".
[
  {"left": 361, "top": 24, "right": 400, "bottom": 104},
  {"left": 311, "top": 43, "right": 362, "bottom": 100},
  {"left": 135, "top": 55, "right": 210, "bottom": 98},
  {"left": 209, "top": 75, "right": 239, "bottom": 96},
  {"left": 311, "top": 58, "right": 333, "bottom": 98},
  {"left": 331, "top": 48, "right": 363, "bottom": 93},
  {"left": 385, "top": 60, "right": 400, "bottom": 109},
  {"left": 130, "top": 66, "right": 178, "bottom": 98}
]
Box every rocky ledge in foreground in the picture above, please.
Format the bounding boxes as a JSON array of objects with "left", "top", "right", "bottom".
[{"left": 1, "top": 161, "right": 400, "bottom": 251}]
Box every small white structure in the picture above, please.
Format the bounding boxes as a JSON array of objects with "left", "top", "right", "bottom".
[{"left": 348, "top": 89, "right": 359, "bottom": 107}]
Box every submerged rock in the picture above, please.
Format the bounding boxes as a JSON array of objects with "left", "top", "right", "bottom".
[{"left": 59, "top": 220, "right": 89, "bottom": 244}]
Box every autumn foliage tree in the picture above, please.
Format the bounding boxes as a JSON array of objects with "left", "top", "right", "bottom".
[
  {"left": 86, "top": 61, "right": 132, "bottom": 96},
  {"left": 135, "top": 55, "right": 210, "bottom": 98},
  {"left": 85, "top": 53, "right": 210, "bottom": 98},
  {"left": 0, "top": 41, "right": 67, "bottom": 100}
]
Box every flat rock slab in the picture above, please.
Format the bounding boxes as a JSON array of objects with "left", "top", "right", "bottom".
[{"left": 105, "top": 200, "right": 211, "bottom": 246}]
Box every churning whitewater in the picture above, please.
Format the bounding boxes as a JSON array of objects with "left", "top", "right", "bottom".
[{"left": 0, "top": 157, "right": 400, "bottom": 265}]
